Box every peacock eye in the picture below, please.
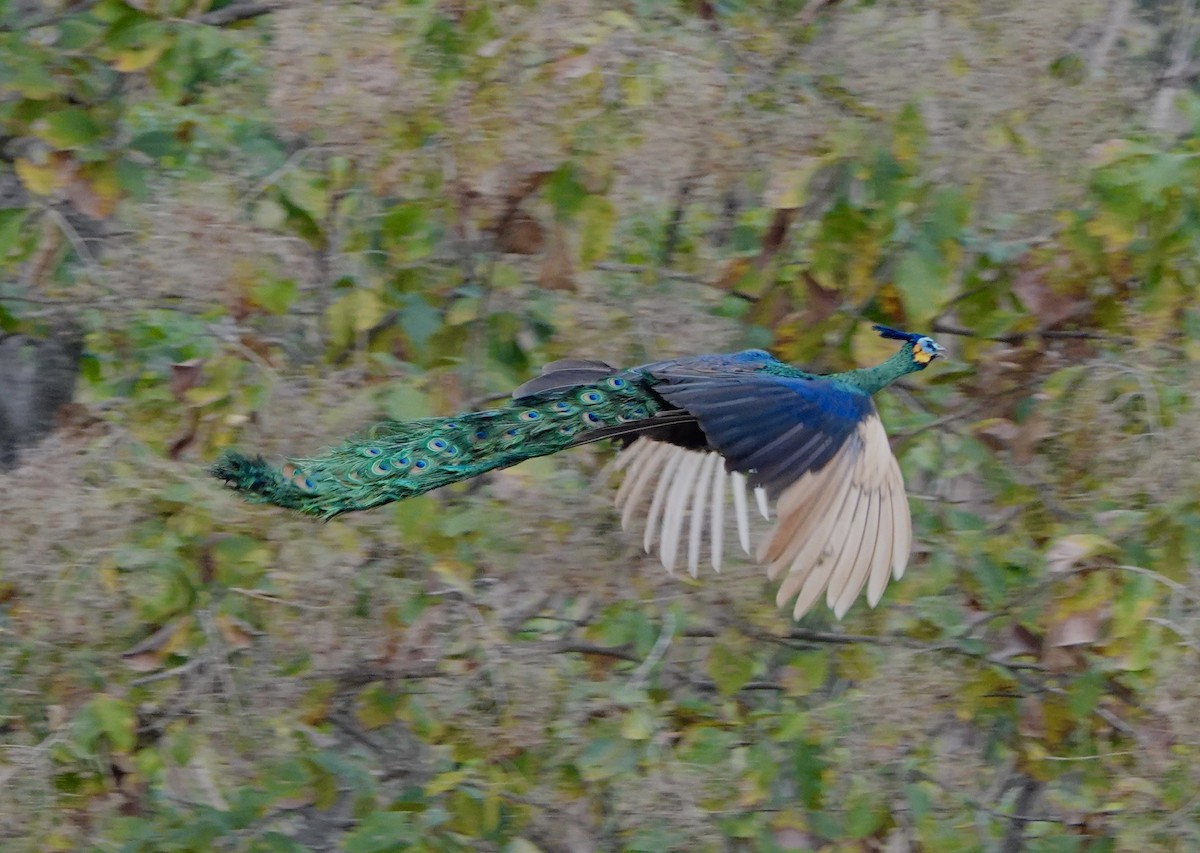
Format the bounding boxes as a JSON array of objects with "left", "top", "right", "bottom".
[
  {"left": 519, "top": 410, "right": 540, "bottom": 421},
  {"left": 362, "top": 447, "right": 382, "bottom": 457},
  {"left": 580, "top": 390, "right": 603, "bottom": 404},
  {"left": 606, "top": 377, "right": 626, "bottom": 389},
  {"left": 414, "top": 459, "right": 428, "bottom": 470}
]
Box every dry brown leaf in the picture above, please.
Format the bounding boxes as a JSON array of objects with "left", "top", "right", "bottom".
[
  {"left": 973, "top": 417, "right": 1019, "bottom": 451},
  {"left": 495, "top": 211, "right": 545, "bottom": 255},
  {"left": 714, "top": 257, "right": 752, "bottom": 292},
  {"left": 1047, "top": 606, "right": 1108, "bottom": 648},
  {"left": 1012, "top": 261, "right": 1087, "bottom": 329},
  {"left": 756, "top": 208, "right": 796, "bottom": 269},
  {"left": 216, "top": 614, "right": 260, "bottom": 650},
  {"left": 994, "top": 624, "right": 1043, "bottom": 661},
  {"left": 1045, "top": 534, "right": 1116, "bottom": 573},
  {"left": 169, "top": 359, "right": 204, "bottom": 401},
  {"left": 554, "top": 51, "right": 596, "bottom": 81},
  {"left": 538, "top": 225, "right": 575, "bottom": 291},
  {"left": 122, "top": 616, "right": 192, "bottom": 672},
  {"left": 801, "top": 272, "right": 841, "bottom": 325}
]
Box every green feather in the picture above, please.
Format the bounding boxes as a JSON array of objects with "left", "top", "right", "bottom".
[{"left": 211, "top": 381, "right": 660, "bottom": 519}]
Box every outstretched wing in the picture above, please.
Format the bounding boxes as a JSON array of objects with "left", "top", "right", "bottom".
[{"left": 614, "top": 370, "right": 911, "bottom": 620}]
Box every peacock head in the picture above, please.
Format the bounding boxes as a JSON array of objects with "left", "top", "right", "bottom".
[{"left": 872, "top": 324, "right": 944, "bottom": 368}]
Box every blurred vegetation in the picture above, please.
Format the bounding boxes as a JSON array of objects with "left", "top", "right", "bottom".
[{"left": 4, "top": 1, "right": 1200, "bottom": 850}]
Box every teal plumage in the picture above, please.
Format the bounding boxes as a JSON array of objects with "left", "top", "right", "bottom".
[
  {"left": 212, "top": 325, "right": 943, "bottom": 619},
  {"left": 212, "top": 373, "right": 671, "bottom": 519}
]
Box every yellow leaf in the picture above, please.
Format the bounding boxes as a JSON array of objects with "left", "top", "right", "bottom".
[
  {"left": 1045, "top": 534, "right": 1117, "bottom": 573},
  {"left": 620, "top": 707, "right": 655, "bottom": 741},
  {"left": 70, "top": 162, "right": 122, "bottom": 218},
  {"left": 600, "top": 10, "right": 637, "bottom": 29},
  {"left": 947, "top": 52, "right": 971, "bottom": 77},
  {"left": 426, "top": 768, "right": 472, "bottom": 796},
  {"left": 506, "top": 840, "right": 545, "bottom": 853},
  {"left": 621, "top": 74, "right": 651, "bottom": 107},
  {"left": 430, "top": 559, "right": 475, "bottom": 591},
  {"left": 14, "top": 158, "right": 65, "bottom": 195},
  {"left": 1085, "top": 211, "right": 1135, "bottom": 251},
  {"left": 113, "top": 45, "right": 167, "bottom": 73},
  {"left": 764, "top": 159, "right": 821, "bottom": 210}
]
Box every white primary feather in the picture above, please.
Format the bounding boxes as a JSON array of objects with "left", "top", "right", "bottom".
[{"left": 612, "top": 414, "right": 912, "bottom": 620}]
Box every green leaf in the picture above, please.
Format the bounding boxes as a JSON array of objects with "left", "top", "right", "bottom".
[
  {"left": 278, "top": 170, "right": 329, "bottom": 222},
  {"left": 0, "top": 45, "right": 64, "bottom": 99},
  {"left": 399, "top": 293, "right": 442, "bottom": 354},
  {"left": 253, "top": 278, "right": 298, "bottom": 314},
  {"left": 545, "top": 163, "right": 589, "bottom": 221},
  {"left": 381, "top": 203, "right": 435, "bottom": 260},
  {"left": 905, "top": 781, "right": 934, "bottom": 822},
  {"left": 130, "top": 130, "right": 182, "bottom": 160},
  {"left": 843, "top": 780, "right": 885, "bottom": 838},
  {"left": 248, "top": 832, "right": 310, "bottom": 853},
  {"left": 0, "top": 207, "right": 27, "bottom": 259},
  {"left": 791, "top": 738, "right": 827, "bottom": 810},
  {"left": 579, "top": 195, "right": 615, "bottom": 264},
  {"left": 326, "top": 288, "right": 385, "bottom": 349},
  {"left": 35, "top": 108, "right": 105, "bottom": 149},
  {"left": 343, "top": 811, "right": 415, "bottom": 852},
  {"left": 708, "top": 636, "right": 755, "bottom": 695},
  {"left": 893, "top": 248, "right": 944, "bottom": 325},
  {"left": 574, "top": 736, "right": 637, "bottom": 781},
  {"left": 115, "top": 156, "right": 149, "bottom": 199},
  {"left": 356, "top": 682, "right": 403, "bottom": 730},
  {"left": 891, "top": 103, "right": 927, "bottom": 165},
  {"left": 76, "top": 694, "right": 136, "bottom": 755}
]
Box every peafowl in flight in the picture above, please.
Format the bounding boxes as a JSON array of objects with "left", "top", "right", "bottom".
[{"left": 212, "top": 325, "right": 943, "bottom": 619}]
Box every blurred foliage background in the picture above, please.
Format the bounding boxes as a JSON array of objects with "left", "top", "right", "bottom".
[{"left": 4, "top": 1, "right": 1200, "bottom": 850}]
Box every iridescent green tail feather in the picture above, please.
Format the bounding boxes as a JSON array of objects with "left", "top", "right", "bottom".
[{"left": 212, "top": 379, "right": 660, "bottom": 519}]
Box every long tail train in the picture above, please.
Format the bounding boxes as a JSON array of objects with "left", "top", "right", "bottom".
[{"left": 211, "top": 380, "right": 664, "bottom": 519}]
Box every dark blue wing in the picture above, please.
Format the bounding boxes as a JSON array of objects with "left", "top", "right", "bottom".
[
  {"left": 648, "top": 369, "right": 875, "bottom": 495},
  {"left": 514, "top": 351, "right": 783, "bottom": 400}
]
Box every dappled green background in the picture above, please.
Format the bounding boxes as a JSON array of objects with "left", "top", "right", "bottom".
[{"left": 4, "top": 1, "right": 1200, "bottom": 850}]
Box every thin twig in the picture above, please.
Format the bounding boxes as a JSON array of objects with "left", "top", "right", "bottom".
[
  {"left": 630, "top": 611, "right": 676, "bottom": 687},
  {"left": 196, "top": 1, "right": 280, "bottom": 26},
  {"left": 553, "top": 641, "right": 639, "bottom": 663},
  {"left": 228, "top": 586, "right": 329, "bottom": 611}
]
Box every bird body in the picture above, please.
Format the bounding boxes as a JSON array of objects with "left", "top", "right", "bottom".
[{"left": 212, "top": 325, "right": 943, "bottom": 619}]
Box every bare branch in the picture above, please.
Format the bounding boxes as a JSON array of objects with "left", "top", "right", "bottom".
[
  {"left": 197, "top": 1, "right": 280, "bottom": 27},
  {"left": 1088, "top": 0, "right": 1132, "bottom": 80}
]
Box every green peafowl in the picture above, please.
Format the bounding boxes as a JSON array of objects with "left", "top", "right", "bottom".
[{"left": 212, "top": 324, "right": 943, "bottom": 619}]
